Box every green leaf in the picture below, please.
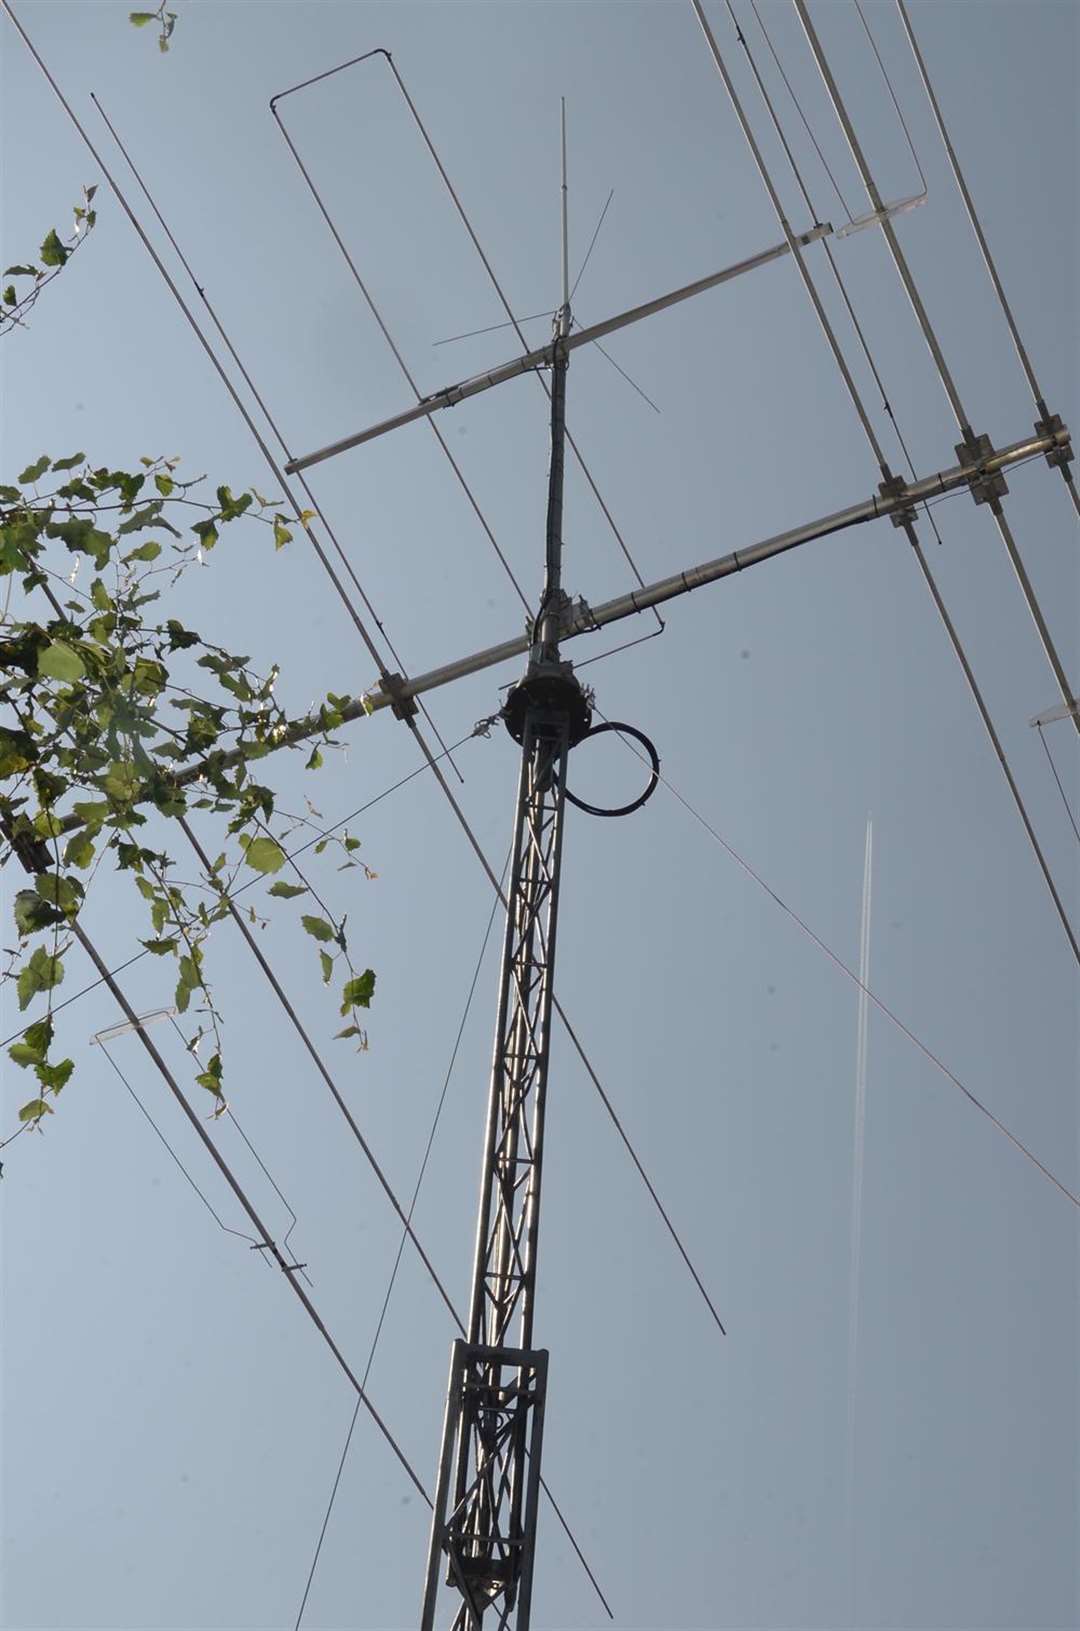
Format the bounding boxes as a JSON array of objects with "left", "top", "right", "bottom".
[
  {"left": 117, "top": 501, "right": 162, "bottom": 536},
  {"left": 3, "top": 285, "right": 16, "bottom": 306},
  {"left": 341, "top": 970, "right": 376, "bottom": 1013},
  {"left": 18, "top": 1099, "right": 52, "bottom": 1123},
  {"left": 35, "top": 872, "right": 82, "bottom": 916},
  {"left": 33, "top": 767, "right": 69, "bottom": 810},
  {"left": 9, "top": 1042, "right": 42, "bottom": 1069},
  {"left": 300, "top": 914, "right": 335, "bottom": 943},
  {"left": 154, "top": 472, "right": 174, "bottom": 496},
  {"left": 305, "top": 747, "right": 323, "bottom": 771},
  {"left": 4, "top": 265, "right": 39, "bottom": 278},
  {"left": 18, "top": 455, "right": 50, "bottom": 485},
  {"left": 334, "top": 1024, "right": 362, "bottom": 1040},
  {"left": 37, "top": 640, "right": 85, "bottom": 682},
  {"left": 24, "top": 1017, "right": 54, "bottom": 1056},
  {"left": 36, "top": 1058, "right": 73, "bottom": 1093},
  {"left": 267, "top": 880, "right": 306, "bottom": 899},
  {"left": 242, "top": 835, "right": 286, "bottom": 875},
  {"left": 8, "top": 1015, "right": 54, "bottom": 1070},
  {"left": 174, "top": 954, "right": 200, "bottom": 1014},
  {"left": 124, "top": 539, "right": 162, "bottom": 563},
  {"left": 103, "top": 761, "right": 140, "bottom": 802},
  {"left": 14, "top": 889, "right": 63, "bottom": 937},
  {"left": 47, "top": 517, "right": 113, "bottom": 568},
  {"left": 17, "top": 947, "right": 65, "bottom": 1010},
  {"left": 273, "top": 515, "right": 292, "bottom": 550},
  {"left": 130, "top": 657, "right": 167, "bottom": 697},
  {"left": 0, "top": 520, "right": 36, "bottom": 574},
  {"left": 140, "top": 936, "right": 178, "bottom": 956},
  {"left": 39, "top": 229, "right": 70, "bottom": 269},
  {"left": 319, "top": 949, "right": 334, "bottom": 984},
  {"left": 0, "top": 727, "right": 37, "bottom": 777},
  {"left": 31, "top": 946, "right": 64, "bottom": 988},
  {"left": 71, "top": 799, "right": 110, "bottom": 831},
  {"left": 165, "top": 619, "right": 200, "bottom": 651},
  {"left": 64, "top": 829, "right": 95, "bottom": 869},
  {"left": 216, "top": 485, "right": 252, "bottom": 522},
  {"left": 51, "top": 452, "right": 86, "bottom": 472},
  {"left": 194, "top": 1052, "right": 223, "bottom": 1098},
  {"left": 129, "top": 10, "right": 155, "bottom": 24},
  {"left": 192, "top": 519, "right": 218, "bottom": 550}
]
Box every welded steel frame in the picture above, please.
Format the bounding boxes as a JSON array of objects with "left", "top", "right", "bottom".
[
  {"left": 422, "top": 688, "right": 574, "bottom": 1627},
  {"left": 422, "top": 1339, "right": 549, "bottom": 1631}
]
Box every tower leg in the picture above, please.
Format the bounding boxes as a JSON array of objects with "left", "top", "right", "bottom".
[{"left": 420, "top": 666, "right": 584, "bottom": 1628}]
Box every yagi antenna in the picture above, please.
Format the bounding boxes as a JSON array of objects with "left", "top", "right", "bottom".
[{"left": 240, "top": 38, "right": 1080, "bottom": 1630}]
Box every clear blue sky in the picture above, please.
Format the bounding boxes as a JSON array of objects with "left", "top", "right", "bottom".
[{"left": 2, "top": 3, "right": 1077, "bottom": 1628}]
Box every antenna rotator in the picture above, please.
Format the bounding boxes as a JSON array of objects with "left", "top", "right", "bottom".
[{"left": 501, "top": 662, "right": 592, "bottom": 747}]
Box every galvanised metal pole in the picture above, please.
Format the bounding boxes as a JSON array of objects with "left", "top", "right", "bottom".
[{"left": 420, "top": 243, "right": 589, "bottom": 1629}]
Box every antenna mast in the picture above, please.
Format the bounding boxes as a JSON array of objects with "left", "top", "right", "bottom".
[
  {"left": 263, "top": 40, "right": 1076, "bottom": 1623},
  {"left": 420, "top": 103, "right": 586, "bottom": 1630}
]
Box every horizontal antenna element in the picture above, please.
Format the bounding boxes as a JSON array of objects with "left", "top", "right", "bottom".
[{"left": 284, "top": 224, "right": 834, "bottom": 474}]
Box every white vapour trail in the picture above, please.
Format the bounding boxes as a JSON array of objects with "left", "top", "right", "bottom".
[{"left": 846, "top": 817, "right": 873, "bottom": 1623}]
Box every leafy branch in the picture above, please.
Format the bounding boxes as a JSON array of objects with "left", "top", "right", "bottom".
[
  {"left": 129, "top": 5, "right": 178, "bottom": 52},
  {"left": 2, "top": 188, "right": 98, "bottom": 340},
  {"left": 2, "top": 451, "right": 375, "bottom": 1138}
]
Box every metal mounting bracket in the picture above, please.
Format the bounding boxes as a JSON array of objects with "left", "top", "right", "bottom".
[
  {"left": 878, "top": 473, "right": 916, "bottom": 529},
  {"left": 524, "top": 591, "right": 597, "bottom": 651},
  {"left": 380, "top": 671, "right": 420, "bottom": 722},
  {"left": 956, "top": 432, "right": 1009, "bottom": 506},
  {"left": 560, "top": 592, "right": 598, "bottom": 637},
  {"left": 1034, "top": 412, "right": 1074, "bottom": 472}
]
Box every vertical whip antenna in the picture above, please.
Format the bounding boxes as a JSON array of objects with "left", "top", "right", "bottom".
[{"left": 560, "top": 98, "right": 570, "bottom": 336}]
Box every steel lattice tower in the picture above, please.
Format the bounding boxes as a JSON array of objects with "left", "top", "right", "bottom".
[
  {"left": 420, "top": 179, "right": 590, "bottom": 1622},
  {"left": 266, "top": 54, "right": 1078, "bottom": 1627}
]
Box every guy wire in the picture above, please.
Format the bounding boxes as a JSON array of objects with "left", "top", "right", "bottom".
[
  {"left": 13, "top": 17, "right": 727, "bottom": 1590},
  {"left": 96, "top": 1036, "right": 264, "bottom": 1251},
  {"left": 789, "top": 0, "right": 1080, "bottom": 737},
  {"left": 167, "top": 1014, "right": 310, "bottom": 1279},
  {"left": 88, "top": 90, "right": 464, "bottom": 783},
  {"left": 894, "top": 0, "right": 1080, "bottom": 524},
  {"left": 72, "top": 918, "right": 433, "bottom": 1504},
  {"left": 699, "top": 0, "right": 1077, "bottom": 964},
  {"left": 1037, "top": 725, "right": 1080, "bottom": 847},
  {"left": 0, "top": 729, "right": 478, "bottom": 1054},
  {"left": 594, "top": 707, "right": 1080, "bottom": 1210}
]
